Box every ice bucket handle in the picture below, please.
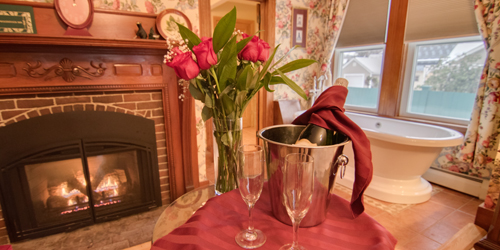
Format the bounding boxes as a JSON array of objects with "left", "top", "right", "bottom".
[{"left": 335, "top": 154, "right": 349, "bottom": 179}]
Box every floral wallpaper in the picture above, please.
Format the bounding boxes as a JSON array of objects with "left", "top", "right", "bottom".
[
  {"left": 431, "top": 0, "right": 500, "bottom": 209},
  {"left": 273, "top": 0, "right": 348, "bottom": 109}
]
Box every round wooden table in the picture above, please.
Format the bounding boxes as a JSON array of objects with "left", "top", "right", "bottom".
[{"left": 152, "top": 185, "right": 215, "bottom": 243}]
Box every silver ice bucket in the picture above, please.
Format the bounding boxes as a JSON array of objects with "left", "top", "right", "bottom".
[{"left": 257, "top": 125, "right": 350, "bottom": 227}]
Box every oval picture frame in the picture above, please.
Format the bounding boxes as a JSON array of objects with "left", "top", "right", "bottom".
[
  {"left": 156, "top": 9, "right": 192, "bottom": 40},
  {"left": 54, "top": 0, "right": 94, "bottom": 29}
]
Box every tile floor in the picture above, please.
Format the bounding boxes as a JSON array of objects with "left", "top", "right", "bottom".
[
  {"left": 6, "top": 180, "right": 483, "bottom": 250},
  {"left": 331, "top": 183, "right": 482, "bottom": 250}
]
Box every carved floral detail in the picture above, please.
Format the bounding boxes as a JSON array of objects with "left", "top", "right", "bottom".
[{"left": 23, "top": 58, "right": 106, "bottom": 82}]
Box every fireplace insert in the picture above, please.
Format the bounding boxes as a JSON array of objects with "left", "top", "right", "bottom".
[{"left": 0, "top": 111, "right": 161, "bottom": 242}]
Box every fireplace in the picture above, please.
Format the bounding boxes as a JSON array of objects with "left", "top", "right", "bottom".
[{"left": 0, "top": 111, "right": 161, "bottom": 242}]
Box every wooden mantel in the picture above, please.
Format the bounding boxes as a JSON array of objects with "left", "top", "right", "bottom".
[{"left": 0, "top": 0, "right": 200, "bottom": 201}]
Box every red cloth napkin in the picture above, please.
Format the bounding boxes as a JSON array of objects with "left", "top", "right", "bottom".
[
  {"left": 151, "top": 185, "right": 396, "bottom": 250},
  {"left": 292, "top": 86, "right": 373, "bottom": 218},
  {"left": 0, "top": 245, "right": 12, "bottom": 250}
]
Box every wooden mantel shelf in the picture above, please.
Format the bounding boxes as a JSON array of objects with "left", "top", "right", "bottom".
[{"left": 0, "top": 34, "right": 169, "bottom": 54}]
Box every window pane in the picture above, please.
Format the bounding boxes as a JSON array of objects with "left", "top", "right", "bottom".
[
  {"left": 407, "top": 40, "right": 486, "bottom": 120},
  {"left": 337, "top": 48, "right": 384, "bottom": 108}
]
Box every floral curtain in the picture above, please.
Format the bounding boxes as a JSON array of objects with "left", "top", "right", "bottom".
[
  {"left": 432, "top": 0, "right": 500, "bottom": 209},
  {"left": 273, "top": 0, "right": 348, "bottom": 109}
]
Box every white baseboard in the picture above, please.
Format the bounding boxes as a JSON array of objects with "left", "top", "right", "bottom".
[{"left": 422, "top": 168, "right": 488, "bottom": 199}]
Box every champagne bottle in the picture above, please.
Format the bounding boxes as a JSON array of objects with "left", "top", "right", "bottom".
[{"left": 295, "top": 78, "right": 348, "bottom": 146}]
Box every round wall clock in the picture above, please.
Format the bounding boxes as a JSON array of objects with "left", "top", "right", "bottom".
[{"left": 54, "top": 0, "right": 94, "bottom": 36}]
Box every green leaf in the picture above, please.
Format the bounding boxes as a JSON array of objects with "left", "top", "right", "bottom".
[
  {"left": 269, "top": 76, "right": 285, "bottom": 85},
  {"left": 258, "top": 45, "right": 280, "bottom": 81},
  {"left": 236, "top": 65, "right": 251, "bottom": 91},
  {"left": 176, "top": 23, "right": 201, "bottom": 50},
  {"left": 262, "top": 72, "right": 275, "bottom": 92},
  {"left": 189, "top": 83, "right": 205, "bottom": 102},
  {"left": 236, "top": 35, "right": 253, "bottom": 53},
  {"left": 275, "top": 59, "right": 317, "bottom": 74},
  {"left": 201, "top": 106, "right": 213, "bottom": 122},
  {"left": 221, "top": 132, "right": 231, "bottom": 146},
  {"left": 235, "top": 90, "right": 248, "bottom": 107},
  {"left": 205, "top": 93, "right": 214, "bottom": 108},
  {"left": 217, "top": 37, "right": 237, "bottom": 90},
  {"left": 213, "top": 7, "right": 236, "bottom": 53},
  {"left": 276, "top": 69, "right": 307, "bottom": 100},
  {"left": 220, "top": 93, "right": 235, "bottom": 115}
]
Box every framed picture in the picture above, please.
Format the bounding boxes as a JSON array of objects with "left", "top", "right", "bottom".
[
  {"left": 156, "top": 9, "right": 192, "bottom": 40},
  {"left": 0, "top": 4, "right": 37, "bottom": 34},
  {"left": 291, "top": 8, "right": 307, "bottom": 48}
]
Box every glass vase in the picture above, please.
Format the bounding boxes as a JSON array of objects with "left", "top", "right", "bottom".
[{"left": 212, "top": 117, "right": 243, "bottom": 195}]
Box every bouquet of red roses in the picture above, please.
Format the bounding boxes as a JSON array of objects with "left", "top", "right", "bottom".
[{"left": 164, "top": 7, "right": 315, "bottom": 194}]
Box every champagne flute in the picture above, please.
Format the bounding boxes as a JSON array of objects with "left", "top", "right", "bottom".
[
  {"left": 235, "top": 144, "right": 266, "bottom": 249},
  {"left": 280, "top": 153, "right": 314, "bottom": 250}
]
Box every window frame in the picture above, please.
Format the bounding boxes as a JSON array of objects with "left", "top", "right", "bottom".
[{"left": 399, "top": 35, "right": 484, "bottom": 126}]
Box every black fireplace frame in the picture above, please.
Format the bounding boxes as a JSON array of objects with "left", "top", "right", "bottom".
[{"left": 0, "top": 111, "right": 162, "bottom": 242}]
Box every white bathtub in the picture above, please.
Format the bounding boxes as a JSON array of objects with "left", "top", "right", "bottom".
[{"left": 336, "top": 112, "right": 464, "bottom": 204}]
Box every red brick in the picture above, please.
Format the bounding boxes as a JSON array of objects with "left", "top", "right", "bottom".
[
  {"left": 27, "top": 110, "right": 39, "bottom": 118},
  {"left": 145, "top": 110, "right": 151, "bottom": 118},
  {"left": 51, "top": 106, "right": 62, "bottom": 113},
  {"left": 92, "top": 95, "right": 123, "bottom": 103},
  {"left": 55, "top": 96, "right": 91, "bottom": 105},
  {"left": 114, "top": 103, "right": 136, "bottom": 110},
  {"left": 156, "top": 140, "right": 166, "bottom": 149},
  {"left": 160, "top": 177, "right": 169, "bottom": 185},
  {"left": 1, "top": 110, "right": 27, "bottom": 120},
  {"left": 158, "top": 155, "right": 167, "bottom": 163},
  {"left": 63, "top": 105, "right": 73, "bottom": 112},
  {"left": 39, "top": 108, "right": 51, "bottom": 116},
  {"left": 155, "top": 124, "right": 164, "bottom": 133},
  {"left": 161, "top": 197, "right": 170, "bottom": 206},
  {"left": 158, "top": 162, "right": 167, "bottom": 170},
  {"left": 85, "top": 104, "right": 95, "bottom": 111},
  {"left": 5, "top": 120, "right": 14, "bottom": 126},
  {"left": 152, "top": 92, "right": 162, "bottom": 100},
  {"left": 17, "top": 99, "right": 54, "bottom": 108},
  {"left": 106, "top": 106, "right": 116, "bottom": 112},
  {"left": 0, "top": 235, "right": 8, "bottom": 245},
  {"left": 0, "top": 219, "right": 4, "bottom": 228},
  {"left": 137, "top": 101, "right": 162, "bottom": 110},
  {"left": 123, "top": 93, "right": 151, "bottom": 102},
  {"left": 159, "top": 169, "right": 168, "bottom": 177},
  {"left": 73, "top": 104, "right": 84, "bottom": 111},
  {"left": 116, "top": 108, "right": 126, "bottom": 113},
  {"left": 161, "top": 185, "right": 169, "bottom": 192},
  {"left": 157, "top": 148, "right": 167, "bottom": 156},
  {"left": 151, "top": 117, "right": 164, "bottom": 125},
  {"left": 126, "top": 110, "right": 135, "bottom": 115},
  {"left": 0, "top": 100, "right": 15, "bottom": 110},
  {"left": 15, "top": 115, "right": 26, "bottom": 122},
  {"left": 136, "top": 110, "right": 146, "bottom": 116},
  {"left": 96, "top": 105, "right": 106, "bottom": 111},
  {"left": 156, "top": 132, "right": 166, "bottom": 140},
  {"left": 152, "top": 109, "right": 164, "bottom": 116}
]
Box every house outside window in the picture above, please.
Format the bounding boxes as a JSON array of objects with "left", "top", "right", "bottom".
[{"left": 334, "top": 46, "right": 384, "bottom": 110}]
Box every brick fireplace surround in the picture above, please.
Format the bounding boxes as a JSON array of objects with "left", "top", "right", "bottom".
[{"left": 0, "top": 1, "right": 200, "bottom": 244}]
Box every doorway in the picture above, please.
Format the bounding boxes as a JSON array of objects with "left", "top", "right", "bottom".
[{"left": 211, "top": 1, "right": 260, "bottom": 146}]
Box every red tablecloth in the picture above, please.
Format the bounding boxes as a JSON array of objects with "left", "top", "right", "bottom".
[{"left": 151, "top": 184, "right": 397, "bottom": 250}]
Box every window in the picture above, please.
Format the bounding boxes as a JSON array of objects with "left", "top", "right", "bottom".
[
  {"left": 401, "top": 37, "right": 486, "bottom": 124},
  {"left": 334, "top": 46, "right": 385, "bottom": 110}
]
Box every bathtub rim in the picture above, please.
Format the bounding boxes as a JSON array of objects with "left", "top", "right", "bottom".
[{"left": 345, "top": 112, "right": 464, "bottom": 148}]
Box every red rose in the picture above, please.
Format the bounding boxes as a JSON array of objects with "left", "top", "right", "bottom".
[
  {"left": 166, "top": 48, "right": 200, "bottom": 80},
  {"left": 193, "top": 37, "right": 217, "bottom": 70},
  {"left": 239, "top": 34, "right": 260, "bottom": 62},
  {"left": 257, "top": 39, "right": 270, "bottom": 62},
  {"left": 238, "top": 34, "right": 271, "bottom": 62}
]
